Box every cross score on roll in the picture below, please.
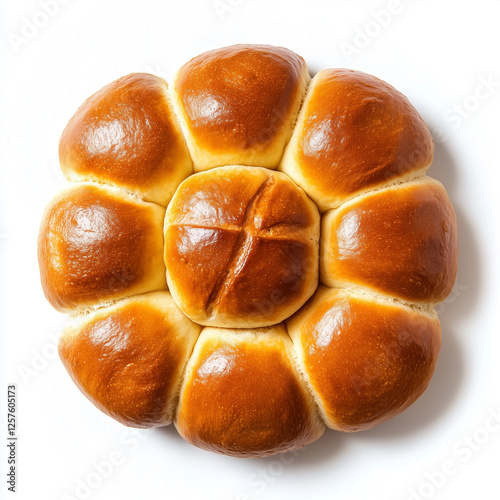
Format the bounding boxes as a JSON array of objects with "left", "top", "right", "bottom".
[{"left": 38, "top": 44, "right": 458, "bottom": 458}]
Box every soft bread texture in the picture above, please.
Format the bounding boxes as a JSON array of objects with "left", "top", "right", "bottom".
[
  {"left": 279, "top": 69, "right": 434, "bottom": 211},
  {"left": 172, "top": 44, "right": 309, "bottom": 171},
  {"left": 175, "top": 325, "right": 325, "bottom": 457},
  {"left": 287, "top": 287, "right": 441, "bottom": 431},
  {"left": 59, "top": 292, "right": 201, "bottom": 428},
  {"left": 38, "top": 44, "right": 459, "bottom": 458},
  {"left": 38, "top": 183, "right": 167, "bottom": 312},
  {"left": 59, "top": 73, "right": 193, "bottom": 206},
  {"left": 164, "top": 166, "right": 320, "bottom": 327},
  {"left": 320, "top": 177, "right": 458, "bottom": 304}
]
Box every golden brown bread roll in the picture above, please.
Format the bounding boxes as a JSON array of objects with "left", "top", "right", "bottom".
[
  {"left": 172, "top": 44, "right": 309, "bottom": 171},
  {"left": 38, "top": 44, "right": 459, "bottom": 458},
  {"left": 279, "top": 69, "right": 434, "bottom": 211},
  {"left": 287, "top": 287, "right": 441, "bottom": 431},
  {"left": 175, "top": 325, "right": 324, "bottom": 457},
  {"left": 59, "top": 73, "right": 192, "bottom": 206},
  {"left": 164, "top": 165, "right": 319, "bottom": 327},
  {"left": 320, "top": 177, "right": 458, "bottom": 304},
  {"left": 37, "top": 183, "right": 166, "bottom": 312},
  {"left": 59, "top": 292, "right": 201, "bottom": 427}
]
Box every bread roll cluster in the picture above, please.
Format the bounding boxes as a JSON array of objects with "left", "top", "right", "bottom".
[{"left": 38, "top": 44, "right": 458, "bottom": 458}]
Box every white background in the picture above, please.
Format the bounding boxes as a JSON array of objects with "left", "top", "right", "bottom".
[{"left": 1, "top": 1, "right": 500, "bottom": 499}]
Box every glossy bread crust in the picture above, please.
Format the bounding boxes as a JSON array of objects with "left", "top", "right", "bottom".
[
  {"left": 175, "top": 325, "right": 324, "bottom": 457},
  {"left": 287, "top": 287, "right": 441, "bottom": 431},
  {"left": 320, "top": 177, "right": 458, "bottom": 304},
  {"left": 59, "top": 73, "right": 193, "bottom": 206},
  {"left": 37, "top": 45, "right": 458, "bottom": 457},
  {"left": 38, "top": 183, "right": 167, "bottom": 312},
  {"left": 59, "top": 292, "right": 201, "bottom": 427},
  {"left": 172, "top": 44, "right": 309, "bottom": 171},
  {"left": 280, "top": 69, "right": 434, "bottom": 211},
  {"left": 164, "top": 166, "right": 320, "bottom": 327}
]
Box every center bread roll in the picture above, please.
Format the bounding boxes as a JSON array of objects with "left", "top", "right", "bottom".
[{"left": 164, "top": 166, "right": 320, "bottom": 328}]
